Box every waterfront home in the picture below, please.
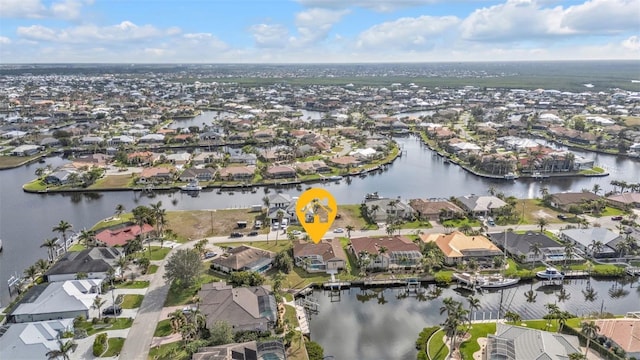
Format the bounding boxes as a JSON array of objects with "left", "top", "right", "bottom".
[
  {"left": 228, "top": 149, "right": 257, "bottom": 165},
  {"left": 40, "top": 137, "right": 61, "bottom": 147},
  {"left": 409, "top": 199, "right": 465, "bottom": 221},
  {"left": 165, "top": 152, "right": 192, "bottom": 167},
  {"left": 95, "top": 223, "right": 154, "bottom": 247},
  {"left": 349, "top": 235, "right": 422, "bottom": 270},
  {"left": 197, "top": 282, "right": 276, "bottom": 332},
  {"left": 363, "top": 197, "right": 415, "bottom": 223},
  {"left": 44, "top": 169, "right": 75, "bottom": 185},
  {"left": 559, "top": 228, "right": 621, "bottom": 257},
  {"left": 138, "top": 133, "right": 165, "bottom": 143},
  {"left": 485, "top": 324, "right": 581, "bottom": 360},
  {"left": 328, "top": 156, "right": 361, "bottom": 168},
  {"left": 349, "top": 147, "right": 378, "bottom": 161},
  {"left": 178, "top": 168, "right": 217, "bottom": 182},
  {"left": 11, "top": 144, "right": 41, "bottom": 156},
  {"left": 192, "top": 340, "right": 287, "bottom": 360},
  {"left": 607, "top": 192, "right": 640, "bottom": 209},
  {"left": 420, "top": 231, "right": 503, "bottom": 266},
  {"left": 126, "top": 151, "right": 160, "bottom": 165},
  {"left": 108, "top": 135, "right": 135, "bottom": 145},
  {"left": 594, "top": 317, "right": 640, "bottom": 359},
  {"left": 211, "top": 245, "right": 275, "bottom": 274},
  {"left": 80, "top": 135, "right": 104, "bottom": 145},
  {"left": 293, "top": 239, "right": 347, "bottom": 273},
  {"left": 265, "top": 165, "right": 297, "bottom": 179},
  {"left": 8, "top": 279, "right": 102, "bottom": 323},
  {"left": 456, "top": 194, "right": 507, "bottom": 217},
  {"left": 192, "top": 151, "right": 224, "bottom": 165},
  {"left": 295, "top": 160, "right": 331, "bottom": 174},
  {"left": 72, "top": 153, "right": 112, "bottom": 167},
  {"left": 487, "top": 231, "right": 564, "bottom": 263},
  {"left": 549, "top": 191, "right": 602, "bottom": 211},
  {"left": 137, "top": 166, "right": 174, "bottom": 183},
  {"left": 267, "top": 193, "right": 293, "bottom": 209},
  {"left": 218, "top": 165, "right": 255, "bottom": 181},
  {"left": 44, "top": 247, "right": 123, "bottom": 282},
  {"left": 0, "top": 319, "right": 75, "bottom": 360}
]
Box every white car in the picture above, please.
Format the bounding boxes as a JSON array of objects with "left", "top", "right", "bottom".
[{"left": 333, "top": 228, "right": 344, "bottom": 233}]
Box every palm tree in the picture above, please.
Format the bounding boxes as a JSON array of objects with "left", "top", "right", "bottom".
[
  {"left": 194, "top": 239, "right": 208, "bottom": 257},
  {"left": 580, "top": 320, "right": 600, "bottom": 357},
  {"left": 529, "top": 242, "right": 543, "bottom": 267},
  {"left": 24, "top": 264, "right": 38, "bottom": 282},
  {"left": 588, "top": 240, "right": 604, "bottom": 258},
  {"left": 439, "top": 297, "right": 469, "bottom": 357},
  {"left": 116, "top": 256, "right": 130, "bottom": 281},
  {"left": 564, "top": 242, "right": 577, "bottom": 268},
  {"left": 169, "top": 309, "right": 187, "bottom": 334},
  {"left": 92, "top": 296, "right": 107, "bottom": 319},
  {"left": 536, "top": 217, "right": 549, "bottom": 232},
  {"left": 504, "top": 311, "right": 521, "bottom": 324},
  {"left": 53, "top": 220, "right": 73, "bottom": 252},
  {"left": 568, "top": 353, "right": 587, "bottom": 360},
  {"left": 46, "top": 339, "right": 77, "bottom": 360},
  {"left": 275, "top": 210, "right": 285, "bottom": 244},
  {"left": 345, "top": 225, "right": 355, "bottom": 238},
  {"left": 77, "top": 228, "right": 96, "bottom": 248},
  {"left": 41, "top": 238, "right": 59, "bottom": 263},
  {"left": 591, "top": 184, "right": 601, "bottom": 195},
  {"left": 35, "top": 258, "right": 49, "bottom": 274},
  {"left": 466, "top": 295, "right": 481, "bottom": 320},
  {"left": 114, "top": 204, "right": 126, "bottom": 219}
]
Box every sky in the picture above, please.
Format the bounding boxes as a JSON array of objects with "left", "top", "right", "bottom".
[{"left": 0, "top": 0, "right": 638, "bottom": 63}]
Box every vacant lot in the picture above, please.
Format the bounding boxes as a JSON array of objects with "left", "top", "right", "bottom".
[
  {"left": 0, "top": 154, "right": 41, "bottom": 169},
  {"left": 88, "top": 175, "right": 134, "bottom": 189},
  {"left": 166, "top": 209, "right": 265, "bottom": 240},
  {"left": 518, "top": 199, "right": 565, "bottom": 225}
]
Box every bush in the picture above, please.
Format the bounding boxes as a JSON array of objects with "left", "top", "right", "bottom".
[
  {"left": 92, "top": 317, "right": 99, "bottom": 325},
  {"left": 434, "top": 273, "right": 452, "bottom": 285},
  {"left": 103, "top": 316, "right": 112, "bottom": 324},
  {"left": 93, "top": 333, "right": 108, "bottom": 356},
  {"left": 305, "top": 341, "right": 324, "bottom": 360}
]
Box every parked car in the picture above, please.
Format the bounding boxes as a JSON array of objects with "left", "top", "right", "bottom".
[
  {"left": 248, "top": 231, "right": 259, "bottom": 236},
  {"left": 291, "top": 230, "right": 302, "bottom": 236},
  {"left": 102, "top": 305, "right": 122, "bottom": 316},
  {"left": 333, "top": 228, "right": 344, "bottom": 233},
  {"left": 204, "top": 252, "right": 217, "bottom": 259},
  {"left": 230, "top": 232, "right": 244, "bottom": 238},
  {"left": 557, "top": 214, "right": 568, "bottom": 220},
  {"left": 611, "top": 216, "right": 623, "bottom": 221}
]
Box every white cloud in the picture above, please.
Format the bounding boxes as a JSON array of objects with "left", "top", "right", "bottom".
[
  {"left": 16, "top": 21, "right": 178, "bottom": 43},
  {"left": 0, "top": 0, "right": 92, "bottom": 19},
  {"left": 0, "top": 36, "right": 12, "bottom": 44},
  {"left": 296, "top": 0, "right": 440, "bottom": 12},
  {"left": 561, "top": 0, "right": 640, "bottom": 34},
  {"left": 357, "top": 15, "right": 460, "bottom": 49},
  {"left": 291, "top": 8, "right": 349, "bottom": 46},
  {"left": 621, "top": 35, "right": 640, "bottom": 51},
  {"left": 249, "top": 24, "right": 290, "bottom": 48}
]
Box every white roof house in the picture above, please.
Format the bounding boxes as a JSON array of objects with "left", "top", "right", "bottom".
[
  {"left": 486, "top": 324, "right": 581, "bottom": 360},
  {"left": 0, "top": 319, "right": 75, "bottom": 360}
]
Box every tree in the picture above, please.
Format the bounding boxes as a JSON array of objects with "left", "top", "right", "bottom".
[
  {"left": 24, "top": 264, "right": 38, "bottom": 282},
  {"left": 169, "top": 309, "right": 187, "bottom": 334},
  {"left": 116, "top": 256, "right": 130, "bottom": 281},
  {"left": 529, "top": 242, "right": 543, "bottom": 266},
  {"left": 275, "top": 210, "right": 285, "bottom": 244},
  {"left": 46, "top": 339, "right": 77, "bottom": 360},
  {"left": 580, "top": 320, "right": 600, "bottom": 357},
  {"left": 345, "top": 224, "right": 355, "bottom": 238},
  {"left": 53, "top": 220, "right": 73, "bottom": 253},
  {"left": 504, "top": 311, "right": 521, "bottom": 324},
  {"left": 164, "top": 249, "right": 202, "bottom": 289},
  {"left": 77, "top": 229, "right": 96, "bottom": 248},
  {"left": 41, "top": 237, "right": 59, "bottom": 263},
  {"left": 137, "top": 257, "right": 151, "bottom": 273},
  {"left": 591, "top": 184, "right": 601, "bottom": 195},
  {"left": 35, "top": 258, "right": 49, "bottom": 274},
  {"left": 92, "top": 296, "right": 107, "bottom": 319},
  {"left": 564, "top": 242, "right": 577, "bottom": 268},
  {"left": 193, "top": 239, "right": 208, "bottom": 257},
  {"left": 466, "top": 295, "right": 481, "bottom": 319},
  {"left": 209, "top": 320, "right": 234, "bottom": 346},
  {"left": 305, "top": 341, "right": 325, "bottom": 360},
  {"left": 440, "top": 297, "right": 469, "bottom": 355},
  {"left": 568, "top": 353, "right": 587, "bottom": 360},
  {"left": 274, "top": 251, "right": 293, "bottom": 273},
  {"left": 114, "top": 204, "right": 126, "bottom": 219},
  {"left": 536, "top": 217, "right": 549, "bottom": 232},
  {"left": 588, "top": 240, "right": 604, "bottom": 258}
]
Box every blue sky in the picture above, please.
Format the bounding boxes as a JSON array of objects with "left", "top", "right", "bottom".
[{"left": 0, "top": 0, "right": 638, "bottom": 63}]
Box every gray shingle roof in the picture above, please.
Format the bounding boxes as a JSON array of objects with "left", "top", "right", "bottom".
[{"left": 45, "top": 247, "right": 122, "bottom": 278}]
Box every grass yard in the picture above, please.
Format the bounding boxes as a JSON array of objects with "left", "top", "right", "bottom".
[
  {"left": 334, "top": 204, "right": 378, "bottom": 230},
  {"left": 76, "top": 317, "right": 133, "bottom": 336},
  {"left": 88, "top": 175, "right": 134, "bottom": 189},
  {"left": 428, "top": 329, "right": 448, "bottom": 360},
  {"left": 441, "top": 218, "right": 481, "bottom": 228},
  {"left": 120, "top": 294, "right": 144, "bottom": 309},
  {"left": 266, "top": 267, "right": 330, "bottom": 290},
  {"left": 164, "top": 270, "right": 223, "bottom": 306},
  {"left": 142, "top": 246, "right": 171, "bottom": 261},
  {"left": 0, "top": 154, "right": 42, "bottom": 169},
  {"left": 116, "top": 280, "right": 149, "bottom": 289},
  {"left": 218, "top": 240, "right": 293, "bottom": 253},
  {"left": 286, "top": 336, "right": 308, "bottom": 360},
  {"left": 22, "top": 179, "right": 48, "bottom": 191},
  {"left": 284, "top": 305, "right": 299, "bottom": 328},
  {"left": 103, "top": 337, "right": 125, "bottom": 357},
  {"left": 166, "top": 209, "right": 265, "bottom": 240},
  {"left": 148, "top": 341, "right": 189, "bottom": 360},
  {"left": 154, "top": 319, "right": 173, "bottom": 337},
  {"left": 91, "top": 214, "right": 134, "bottom": 232},
  {"left": 147, "top": 265, "right": 159, "bottom": 274},
  {"left": 459, "top": 323, "right": 496, "bottom": 360},
  {"left": 68, "top": 244, "right": 85, "bottom": 252},
  {"left": 518, "top": 199, "right": 564, "bottom": 224},
  {"left": 597, "top": 207, "right": 625, "bottom": 217}
]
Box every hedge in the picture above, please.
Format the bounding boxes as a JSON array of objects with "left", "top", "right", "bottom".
[{"left": 93, "top": 333, "right": 108, "bottom": 356}]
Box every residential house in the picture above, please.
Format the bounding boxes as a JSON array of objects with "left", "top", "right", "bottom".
[
  {"left": 40, "top": 137, "right": 61, "bottom": 148},
  {"left": 8, "top": 279, "right": 103, "bottom": 323},
  {"left": 456, "top": 194, "right": 508, "bottom": 217},
  {"left": 138, "top": 166, "right": 174, "bottom": 183},
  {"left": 138, "top": 133, "right": 165, "bottom": 143},
  {"left": 44, "top": 169, "right": 75, "bottom": 185},
  {"left": 192, "top": 152, "right": 223, "bottom": 166},
  {"left": 178, "top": 168, "right": 217, "bottom": 182},
  {"left": 197, "top": 282, "right": 277, "bottom": 332},
  {"left": 293, "top": 239, "right": 348, "bottom": 273},
  {"left": 228, "top": 149, "right": 257, "bottom": 165},
  {"left": 549, "top": 192, "right": 602, "bottom": 211},
  {"left": 487, "top": 231, "right": 565, "bottom": 263},
  {"left": 328, "top": 156, "right": 360, "bottom": 168},
  {"left": 211, "top": 245, "right": 275, "bottom": 274},
  {"left": 108, "top": 135, "right": 135, "bottom": 146},
  {"left": 44, "top": 247, "right": 123, "bottom": 282},
  {"left": 409, "top": 199, "right": 464, "bottom": 221},
  {"left": 350, "top": 235, "right": 422, "bottom": 270},
  {"left": 363, "top": 197, "right": 415, "bottom": 223},
  {"left": 484, "top": 324, "right": 581, "bottom": 360},
  {"left": 420, "top": 231, "right": 503, "bottom": 265},
  {"left": 218, "top": 165, "right": 255, "bottom": 181},
  {"left": 265, "top": 165, "right": 296, "bottom": 179},
  {"left": 80, "top": 136, "right": 104, "bottom": 145},
  {"left": 594, "top": 318, "right": 640, "bottom": 359},
  {"left": 0, "top": 319, "right": 75, "bottom": 360},
  {"left": 165, "top": 152, "right": 192, "bottom": 167},
  {"left": 295, "top": 160, "right": 331, "bottom": 174},
  {"left": 192, "top": 340, "right": 287, "bottom": 360},
  {"left": 126, "top": 151, "right": 159, "bottom": 166},
  {"left": 11, "top": 144, "right": 41, "bottom": 156},
  {"left": 559, "top": 228, "right": 621, "bottom": 257},
  {"left": 95, "top": 223, "right": 154, "bottom": 247},
  {"left": 607, "top": 192, "right": 640, "bottom": 209}
]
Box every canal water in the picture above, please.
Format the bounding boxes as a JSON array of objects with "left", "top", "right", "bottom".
[
  {"left": 308, "top": 278, "right": 640, "bottom": 360},
  {"left": 1, "top": 136, "right": 639, "bottom": 305}
]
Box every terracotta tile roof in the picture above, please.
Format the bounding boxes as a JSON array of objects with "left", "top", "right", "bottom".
[
  {"left": 420, "top": 231, "right": 501, "bottom": 258},
  {"left": 595, "top": 318, "right": 640, "bottom": 354},
  {"left": 350, "top": 235, "right": 420, "bottom": 255},
  {"left": 293, "top": 239, "right": 347, "bottom": 262}
]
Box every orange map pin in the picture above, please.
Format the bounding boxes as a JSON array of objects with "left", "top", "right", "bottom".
[{"left": 295, "top": 188, "right": 338, "bottom": 244}]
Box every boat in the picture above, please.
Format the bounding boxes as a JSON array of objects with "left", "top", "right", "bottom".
[
  {"left": 0, "top": 238, "right": 3, "bottom": 252},
  {"left": 181, "top": 180, "right": 202, "bottom": 192},
  {"left": 452, "top": 272, "right": 478, "bottom": 287},
  {"left": 365, "top": 192, "right": 382, "bottom": 200},
  {"left": 329, "top": 175, "right": 343, "bottom": 181},
  {"left": 477, "top": 274, "right": 520, "bottom": 288},
  {"left": 536, "top": 267, "right": 565, "bottom": 280},
  {"left": 503, "top": 172, "right": 518, "bottom": 180}
]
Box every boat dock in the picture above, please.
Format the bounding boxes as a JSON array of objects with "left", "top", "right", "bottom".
[
  {"left": 561, "top": 270, "right": 590, "bottom": 278},
  {"left": 626, "top": 267, "right": 640, "bottom": 276}
]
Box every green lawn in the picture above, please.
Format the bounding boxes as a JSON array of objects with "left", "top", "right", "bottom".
[
  {"left": 283, "top": 293, "right": 294, "bottom": 302},
  {"left": 116, "top": 280, "right": 149, "bottom": 289},
  {"left": 147, "top": 265, "right": 159, "bottom": 274},
  {"left": 401, "top": 220, "right": 432, "bottom": 229},
  {"left": 154, "top": 319, "right": 173, "bottom": 337},
  {"left": 91, "top": 214, "right": 134, "bottom": 232},
  {"left": 284, "top": 305, "right": 299, "bottom": 329},
  {"left": 76, "top": 318, "right": 134, "bottom": 336},
  {"left": 597, "top": 207, "right": 625, "bottom": 217},
  {"left": 441, "top": 218, "right": 481, "bottom": 228},
  {"left": 459, "top": 323, "right": 496, "bottom": 360},
  {"left": 428, "top": 329, "right": 448, "bottom": 360},
  {"left": 120, "top": 294, "right": 144, "bottom": 309},
  {"left": 103, "top": 337, "right": 125, "bottom": 357},
  {"left": 141, "top": 246, "right": 172, "bottom": 261},
  {"left": 165, "top": 270, "right": 223, "bottom": 306},
  {"left": 218, "top": 240, "right": 293, "bottom": 253},
  {"left": 148, "top": 341, "right": 189, "bottom": 360}
]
